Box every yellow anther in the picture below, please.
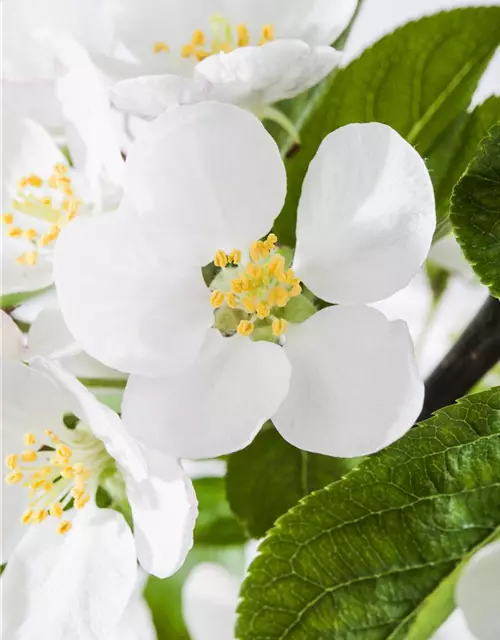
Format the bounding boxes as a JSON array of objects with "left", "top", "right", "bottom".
[
  {"left": 48, "top": 175, "right": 58, "bottom": 189},
  {"left": 49, "top": 225, "right": 61, "bottom": 239},
  {"left": 6, "top": 454, "right": 18, "bottom": 470},
  {"left": 153, "top": 41, "right": 170, "bottom": 53},
  {"left": 272, "top": 318, "right": 287, "bottom": 337},
  {"left": 41, "top": 197, "right": 52, "bottom": 207},
  {"left": 192, "top": 29, "right": 205, "bottom": 46},
  {"left": 8, "top": 227, "right": 22, "bottom": 237},
  {"left": 25, "top": 251, "right": 38, "bottom": 266},
  {"left": 218, "top": 41, "right": 232, "bottom": 53},
  {"left": 16, "top": 253, "right": 27, "bottom": 265},
  {"left": 75, "top": 492, "right": 90, "bottom": 509},
  {"left": 24, "top": 433, "right": 36, "bottom": 446},
  {"left": 30, "top": 479, "right": 46, "bottom": 490},
  {"left": 43, "top": 481, "right": 53, "bottom": 492},
  {"left": 247, "top": 263, "right": 262, "bottom": 282},
  {"left": 237, "top": 320, "right": 254, "bottom": 337},
  {"left": 61, "top": 466, "right": 75, "bottom": 479},
  {"left": 268, "top": 285, "right": 289, "bottom": 308},
  {"left": 228, "top": 249, "right": 241, "bottom": 264},
  {"left": 35, "top": 509, "right": 48, "bottom": 523},
  {"left": 250, "top": 241, "right": 264, "bottom": 262},
  {"left": 181, "top": 43, "right": 195, "bottom": 58},
  {"left": 195, "top": 49, "right": 211, "bottom": 61},
  {"left": 267, "top": 254, "right": 285, "bottom": 278},
  {"left": 237, "top": 24, "right": 250, "bottom": 47},
  {"left": 2, "top": 213, "right": 13, "bottom": 224},
  {"left": 256, "top": 301, "right": 270, "bottom": 319},
  {"left": 242, "top": 297, "right": 256, "bottom": 313},
  {"left": 5, "top": 471, "right": 23, "bottom": 485},
  {"left": 73, "top": 463, "right": 85, "bottom": 475},
  {"left": 71, "top": 487, "right": 85, "bottom": 500},
  {"left": 267, "top": 233, "right": 278, "bottom": 245},
  {"left": 289, "top": 283, "right": 302, "bottom": 298},
  {"left": 58, "top": 521, "right": 72, "bottom": 535},
  {"left": 23, "top": 228, "right": 37, "bottom": 240},
  {"left": 54, "top": 163, "right": 68, "bottom": 176},
  {"left": 231, "top": 279, "right": 244, "bottom": 294},
  {"left": 50, "top": 503, "right": 64, "bottom": 519},
  {"left": 45, "top": 429, "right": 59, "bottom": 444},
  {"left": 27, "top": 174, "right": 43, "bottom": 187},
  {"left": 56, "top": 444, "right": 72, "bottom": 460},
  {"left": 21, "top": 450, "right": 38, "bottom": 463},
  {"left": 226, "top": 292, "right": 237, "bottom": 309},
  {"left": 39, "top": 233, "right": 53, "bottom": 247},
  {"left": 18, "top": 177, "right": 29, "bottom": 189},
  {"left": 260, "top": 24, "right": 275, "bottom": 44},
  {"left": 214, "top": 250, "right": 228, "bottom": 268},
  {"left": 22, "top": 510, "right": 34, "bottom": 524},
  {"left": 211, "top": 290, "right": 225, "bottom": 308}
]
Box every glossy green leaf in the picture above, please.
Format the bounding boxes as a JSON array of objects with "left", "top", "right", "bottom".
[
  {"left": 429, "top": 96, "right": 500, "bottom": 239},
  {"left": 194, "top": 476, "right": 247, "bottom": 546},
  {"left": 227, "top": 426, "right": 358, "bottom": 539},
  {"left": 272, "top": 7, "right": 500, "bottom": 247},
  {"left": 237, "top": 387, "right": 500, "bottom": 639},
  {"left": 451, "top": 123, "right": 500, "bottom": 299}
]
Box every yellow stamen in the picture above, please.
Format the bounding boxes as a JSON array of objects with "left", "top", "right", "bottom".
[
  {"left": 6, "top": 454, "right": 19, "bottom": 470},
  {"left": 25, "top": 251, "right": 38, "bottom": 266},
  {"left": 54, "top": 163, "right": 68, "bottom": 176},
  {"left": 24, "top": 433, "right": 36, "bottom": 446},
  {"left": 8, "top": 227, "right": 22, "bottom": 237},
  {"left": 211, "top": 290, "right": 225, "bottom": 308},
  {"left": 260, "top": 24, "right": 275, "bottom": 44},
  {"left": 58, "top": 521, "right": 72, "bottom": 535},
  {"left": 268, "top": 285, "right": 289, "bottom": 308},
  {"left": 21, "top": 450, "right": 38, "bottom": 463},
  {"left": 195, "top": 50, "right": 211, "bottom": 61},
  {"left": 75, "top": 493, "right": 90, "bottom": 509},
  {"left": 48, "top": 175, "right": 58, "bottom": 189},
  {"left": 45, "top": 429, "right": 60, "bottom": 444},
  {"left": 34, "top": 509, "right": 48, "bottom": 523},
  {"left": 153, "top": 41, "right": 170, "bottom": 54},
  {"left": 237, "top": 320, "right": 254, "bottom": 337},
  {"left": 242, "top": 297, "right": 256, "bottom": 313},
  {"left": 56, "top": 444, "right": 72, "bottom": 460},
  {"left": 5, "top": 471, "right": 23, "bottom": 485},
  {"left": 51, "top": 503, "right": 64, "bottom": 519},
  {"left": 23, "top": 228, "right": 37, "bottom": 240},
  {"left": 247, "top": 263, "right": 262, "bottom": 281},
  {"left": 256, "top": 301, "right": 270, "bottom": 319},
  {"left": 231, "top": 279, "right": 244, "bottom": 294},
  {"left": 236, "top": 24, "right": 250, "bottom": 47},
  {"left": 181, "top": 43, "right": 195, "bottom": 58},
  {"left": 192, "top": 29, "right": 205, "bottom": 46},
  {"left": 61, "top": 466, "right": 75, "bottom": 479},
  {"left": 289, "top": 283, "right": 302, "bottom": 298},
  {"left": 214, "top": 250, "right": 228, "bottom": 268},
  {"left": 272, "top": 318, "right": 287, "bottom": 337},
  {"left": 226, "top": 293, "right": 237, "bottom": 309},
  {"left": 228, "top": 249, "right": 241, "bottom": 264},
  {"left": 2, "top": 213, "right": 13, "bottom": 224}
]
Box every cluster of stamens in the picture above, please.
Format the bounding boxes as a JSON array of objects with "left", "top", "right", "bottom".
[
  {"left": 210, "top": 234, "right": 301, "bottom": 339},
  {"left": 2, "top": 162, "right": 80, "bottom": 266},
  {"left": 153, "top": 17, "right": 274, "bottom": 62},
  {"left": 5, "top": 430, "right": 92, "bottom": 535}
]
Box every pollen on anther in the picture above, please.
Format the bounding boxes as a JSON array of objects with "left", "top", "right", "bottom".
[
  {"left": 51, "top": 503, "right": 64, "bottom": 519},
  {"left": 214, "top": 250, "right": 228, "bottom": 268},
  {"left": 237, "top": 320, "right": 254, "bottom": 337},
  {"left": 2, "top": 213, "right": 13, "bottom": 224},
  {"left": 24, "top": 433, "right": 36, "bottom": 446},
  {"left": 58, "top": 521, "right": 72, "bottom": 535},
  {"left": 153, "top": 41, "right": 170, "bottom": 53},
  {"left": 6, "top": 454, "right": 18, "bottom": 470},
  {"left": 5, "top": 471, "right": 24, "bottom": 485},
  {"left": 21, "top": 450, "right": 38, "bottom": 463},
  {"left": 272, "top": 318, "right": 287, "bottom": 337},
  {"left": 237, "top": 24, "right": 250, "bottom": 47},
  {"left": 211, "top": 290, "right": 224, "bottom": 308}
]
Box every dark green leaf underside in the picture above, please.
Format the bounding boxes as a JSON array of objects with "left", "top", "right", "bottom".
[
  {"left": 237, "top": 387, "right": 500, "bottom": 639},
  {"left": 451, "top": 123, "right": 500, "bottom": 299}
]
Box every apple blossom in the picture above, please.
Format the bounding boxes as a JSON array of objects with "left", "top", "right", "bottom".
[
  {"left": 110, "top": 0, "right": 355, "bottom": 128},
  {"left": 55, "top": 102, "right": 435, "bottom": 459},
  {"left": 1, "top": 358, "right": 197, "bottom": 639}
]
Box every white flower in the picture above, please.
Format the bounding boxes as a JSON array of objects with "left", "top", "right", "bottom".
[
  {"left": 1, "top": 358, "right": 197, "bottom": 639},
  {"left": 55, "top": 102, "right": 435, "bottom": 459},
  {"left": 433, "top": 541, "right": 500, "bottom": 640},
  {"left": 2, "top": 41, "right": 123, "bottom": 295},
  {"left": 110, "top": 0, "right": 354, "bottom": 124}
]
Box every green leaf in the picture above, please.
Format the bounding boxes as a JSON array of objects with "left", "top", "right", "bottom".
[
  {"left": 193, "top": 476, "right": 248, "bottom": 546},
  {"left": 451, "top": 123, "right": 500, "bottom": 299},
  {"left": 237, "top": 387, "right": 500, "bottom": 639},
  {"left": 226, "top": 426, "right": 358, "bottom": 539},
  {"left": 272, "top": 7, "right": 500, "bottom": 247},
  {"left": 1, "top": 285, "right": 53, "bottom": 310},
  {"left": 429, "top": 96, "right": 500, "bottom": 239}
]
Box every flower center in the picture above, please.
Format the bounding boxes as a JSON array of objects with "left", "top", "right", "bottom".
[
  {"left": 153, "top": 16, "right": 274, "bottom": 62},
  {"left": 210, "top": 234, "right": 301, "bottom": 340},
  {"left": 2, "top": 162, "right": 81, "bottom": 266},
  {"left": 4, "top": 422, "right": 112, "bottom": 535}
]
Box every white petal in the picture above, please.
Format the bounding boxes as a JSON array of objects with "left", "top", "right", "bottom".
[
  {"left": 456, "top": 541, "right": 500, "bottom": 640},
  {"left": 110, "top": 587, "right": 156, "bottom": 640},
  {"left": 1, "top": 234, "right": 55, "bottom": 295},
  {"left": 295, "top": 123, "right": 436, "bottom": 304},
  {"left": 112, "top": 74, "right": 213, "bottom": 118},
  {"left": 2, "top": 116, "right": 64, "bottom": 206},
  {"left": 122, "top": 330, "right": 291, "bottom": 459},
  {"left": 1, "top": 359, "right": 70, "bottom": 436},
  {"left": 2, "top": 80, "right": 63, "bottom": 132},
  {"left": 54, "top": 206, "right": 213, "bottom": 376},
  {"left": 2, "top": 506, "right": 137, "bottom": 640},
  {"left": 182, "top": 563, "right": 239, "bottom": 640},
  {"left": 196, "top": 41, "right": 341, "bottom": 108},
  {"left": 26, "top": 304, "right": 79, "bottom": 360},
  {"left": 124, "top": 102, "right": 286, "bottom": 265},
  {"left": 33, "top": 359, "right": 147, "bottom": 482},
  {"left": 126, "top": 446, "right": 197, "bottom": 578},
  {"left": 273, "top": 305, "right": 424, "bottom": 457},
  {"left": 54, "top": 37, "right": 125, "bottom": 196},
  {"left": 1, "top": 311, "right": 25, "bottom": 361}
]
